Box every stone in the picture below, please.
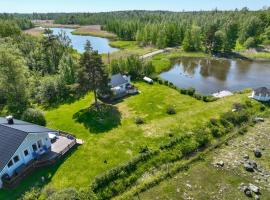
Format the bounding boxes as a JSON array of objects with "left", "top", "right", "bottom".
[
  {"left": 216, "top": 161, "right": 225, "bottom": 167},
  {"left": 243, "top": 154, "right": 249, "bottom": 160},
  {"left": 249, "top": 184, "right": 260, "bottom": 194},
  {"left": 255, "top": 195, "right": 260, "bottom": 200},
  {"left": 244, "top": 163, "right": 255, "bottom": 172},
  {"left": 245, "top": 190, "right": 252, "bottom": 197},
  {"left": 254, "top": 149, "right": 262, "bottom": 158}
]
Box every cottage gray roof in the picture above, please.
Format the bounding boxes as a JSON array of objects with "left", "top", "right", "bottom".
[
  {"left": 254, "top": 87, "right": 270, "bottom": 97},
  {"left": 0, "top": 117, "right": 58, "bottom": 173},
  {"left": 110, "top": 74, "right": 128, "bottom": 88}
]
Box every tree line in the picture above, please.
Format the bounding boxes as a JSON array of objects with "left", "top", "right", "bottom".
[{"left": 51, "top": 9, "right": 270, "bottom": 53}]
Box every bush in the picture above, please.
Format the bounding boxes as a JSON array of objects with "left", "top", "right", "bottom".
[
  {"left": 166, "top": 106, "right": 176, "bottom": 115},
  {"left": 47, "top": 188, "right": 79, "bottom": 200},
  {"left": 135, "top": 117, "right": 145, "bottom": 125},
  {"left": 22, "top": 108, "right": 46, "bottom": 126},
  {"left": 193, "top": 93, "right": 202, "bottom": 100},
  {"left": 187, "top": 88, "right": 195, "bottom": 96},
  {"left": 244, "top": 37, "right": 257, "bottom": 48},
  {"left": 21, "top": 187, "right": 41, "bottom": 200},
  {"left": 139, "top": 146, "right": 150, "bottom": 154},
  {"left": 238, "top": 126, "right": 248, "bottom": 135}
]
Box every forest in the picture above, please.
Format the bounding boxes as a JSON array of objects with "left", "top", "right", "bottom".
[{"left": 49, "top": 10, "right": 270, "bottom": 52}]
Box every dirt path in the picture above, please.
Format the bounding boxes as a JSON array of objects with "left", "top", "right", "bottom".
[{"left": 140, "top": 48, "right": 173, "bottom": 59}]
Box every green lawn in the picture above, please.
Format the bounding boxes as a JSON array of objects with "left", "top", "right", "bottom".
[{"left": 0, "top": 82, "right": 249, "bottom": 199}]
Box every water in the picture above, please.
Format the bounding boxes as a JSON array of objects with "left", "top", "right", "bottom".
[
  {"left": 160, "top": 57, "right": 270, "bottom": 95},
  {"left": 50, "top": 28, "right": 119, "bottom": 54}
]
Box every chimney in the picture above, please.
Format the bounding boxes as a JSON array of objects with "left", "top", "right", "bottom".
[{"left": 6, "top": 116, "right": 14, "bottom": 125}]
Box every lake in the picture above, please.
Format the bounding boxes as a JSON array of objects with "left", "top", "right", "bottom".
[
  {"left": 50, "top": 28, "right": 119, "bottom": 54},
  {"left": 160, "top": 57, "right": 270, "bottom": 95}
]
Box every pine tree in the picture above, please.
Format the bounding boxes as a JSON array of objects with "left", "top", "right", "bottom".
[{"left": 79, "top": 41, "right": 110, "bottom": 106}]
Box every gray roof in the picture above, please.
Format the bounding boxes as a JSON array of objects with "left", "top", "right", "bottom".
[
  {"left": 0, "top": 117, "right": 58, "bottom": 173},
  {"left": 0, "top": 125, "right": 28, "bottom": 173},
  {"left": 254, "top": 87, "right": 270, "bottom": 97},
  {"left": 110, "top": 74, "right": 128, "bottom": 88}
]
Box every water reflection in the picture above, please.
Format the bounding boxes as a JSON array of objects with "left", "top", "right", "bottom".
[{"left": 160, "top": 57, "right": 270, "bottom": 95}]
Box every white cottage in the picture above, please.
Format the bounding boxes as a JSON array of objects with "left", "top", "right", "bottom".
[
  {"left": 0, "top": 116, "right": 58, "bottom": 188},
  {"left": 251, "top": 87, "right": 270, "bottom": 102}
]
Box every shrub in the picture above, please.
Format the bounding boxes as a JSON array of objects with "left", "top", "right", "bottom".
[
  {"left": 194, "top": 93, "right": 202, "bottom": 100},
  {"left": 260, "top": 105, "right": 266, "bottom": 111},
  {"left": 180, "top": 88, "right": 188, "bottom": 94},
  {"left": 187, "top": 88, "right": 195, "bottom": 96},
  {"left": 21, "top": 187, "right": 41, "bottom": 200},
  {"left": 166, "top": 106, "right": 176, "bottom": 115},
  {"left": 135, "top": 117, "right": 145, "bottom": 125},
  {"left": 21, "top": 108, "right": 46, "bottom": 126},
  {"left": 139, "top": 146, "right": 149, "bottom": 154},
  {"left": 47, "top": 188, "right": 79, "bottom": 200},
  {"left": 238, "top": 126, "right": 248, "bottom": 135},
  {"left": 164, "top": 80, "right": 169, "bottom": 86},
  {"left": 244, "top": 37, "right": 257, "bottom": 48}
]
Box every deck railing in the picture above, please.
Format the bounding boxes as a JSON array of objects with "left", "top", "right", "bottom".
[{"left": 2, "top": 132, "right": 78, "bottom": 189}]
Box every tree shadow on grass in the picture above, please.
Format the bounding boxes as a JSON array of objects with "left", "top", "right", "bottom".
[{"left": 73, "top": 103, "right": 122, "bottom": 133}]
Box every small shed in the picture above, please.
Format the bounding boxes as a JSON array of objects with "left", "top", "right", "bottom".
[{"left": 143, "top": 76, "right": 153, "bottom": 84}]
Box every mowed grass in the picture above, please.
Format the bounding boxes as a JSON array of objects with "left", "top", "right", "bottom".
[{"left": 0, "top": 83, "right": 248, "bottom": 199}]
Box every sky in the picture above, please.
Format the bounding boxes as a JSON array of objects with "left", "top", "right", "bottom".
[{"left": 0, "top": 0, "right": 269, "bottom": 13}]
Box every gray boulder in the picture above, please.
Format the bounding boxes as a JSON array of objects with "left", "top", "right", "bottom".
[
  {"left": 254, "top": 148, "right": 262, "bottom": 158},
  {"left": 249, "top": 184, "right": 260, "bottom": 194}
]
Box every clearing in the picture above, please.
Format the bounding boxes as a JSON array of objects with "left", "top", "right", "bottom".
[{"left": 0, "top": 82, "right": 249, "bottom": 199}]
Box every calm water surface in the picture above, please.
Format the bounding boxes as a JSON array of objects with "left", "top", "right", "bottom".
[
  {"left": 160, "top": 57, "right": 270, "bottom": 95},
  {"left": 50, "top": 28, "right": 119, "bottom": 54}
]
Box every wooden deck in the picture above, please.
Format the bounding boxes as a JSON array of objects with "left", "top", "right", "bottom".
[{"left": 2, "top": 133, "right": 82, "bottom": 189}]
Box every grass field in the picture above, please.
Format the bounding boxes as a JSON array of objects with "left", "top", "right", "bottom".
[
  {"left": 139, "top": 119, "right": 270, "bottom": 200},
  {"left": 0, "top": 82, "right": 249, "bottom": 199}
]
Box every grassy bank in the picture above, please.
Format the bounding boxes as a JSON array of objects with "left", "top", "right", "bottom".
[
  {"left": 0, "top": 82, "right": 249, "bottom": 199},
  {"left": 71, "top": 25, "right": 116, "bottom": 39},
  {"left": 102, "top": 41, "right": 158, "bottom": 64},
  {"left": 240, "top": 51, "right": 270, "bottom": 60},
  {"left": 151, "top": 48, "right": 210, "bottom": 73}
]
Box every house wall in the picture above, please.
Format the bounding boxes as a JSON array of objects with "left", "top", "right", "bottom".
[
  {"left": 0, "top": 133, "right": 51, "bottom": 188},
  {"left": 252, "top": 92, "right": 270, "bottom": 102}
]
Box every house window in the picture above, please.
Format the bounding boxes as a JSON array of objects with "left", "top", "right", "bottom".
[
  {"left": 24, "top": 149, "right": 29, "bottom": 156},
  {"left": 37, "top": 140, "right": 43, "bottom": 148},
  {"left": 13, "top": 155, "right": 20, "bottom": 163},
  {"left": 7, "top": 160, "right": 13, "bottom": 168},
  {"left": 32, "top": 144, "right": 37, "bottom": 151}
]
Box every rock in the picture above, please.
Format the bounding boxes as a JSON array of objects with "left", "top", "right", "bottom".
[
  {"left": 254, "top": 149, "right": 262, "bottom": 158},
  {"left": 186, "top": 184, "right": 192, "bottom": 188},
  {"left": 216, "top": 161, "right": 224, "bottom": 167},
  {"left": 245, "top": 190, "right": 252, "bottom": 197},
  {"left": 243, "top": 154, "right": 249, "bottom": 160},
  {"left": 255, "top": 195, "right": 260, "bottom": 200},
  {"left": 244, "top": 163, "right": 255, "bottom": 172},
  {"left": 249, "top": 184, "right": 260, "bottom": 194},
  {"left": 254, "top": 117, "right": 264, "bottom": 123}
]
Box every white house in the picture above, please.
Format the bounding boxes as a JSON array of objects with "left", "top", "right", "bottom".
[
  {"left": 109, "top": 74, "right": 138, "bottom": 99},
  {"left": 251, "top": 87, "right": 270, "bottom": 102},
  {"left": 0, "top": 116, "right": 58, "bottom": 188}
]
